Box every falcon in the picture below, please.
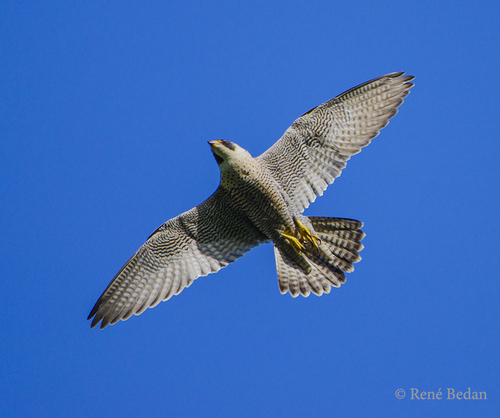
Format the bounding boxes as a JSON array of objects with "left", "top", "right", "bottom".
[{"left": 88, "top": 72, "right": 414, "bottom": 328}]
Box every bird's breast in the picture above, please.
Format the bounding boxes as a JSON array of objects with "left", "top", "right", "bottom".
[{"left": 220, "top": 163, "right": 296, "bottom": 237}]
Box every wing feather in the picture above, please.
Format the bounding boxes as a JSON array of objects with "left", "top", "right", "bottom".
[
  {"left": 88, "top": 188, "right": 268, "bottom": 328},
  {"left": 257, "top": 72, "right": 414, "bottom": 212}
]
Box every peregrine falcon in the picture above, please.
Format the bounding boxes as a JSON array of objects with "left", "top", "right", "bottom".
[{"left": 88, "top": 72, "right": 414, "bottom": 328}]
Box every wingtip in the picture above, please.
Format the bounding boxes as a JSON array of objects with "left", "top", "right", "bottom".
[
  {"left": 88, "top": 314, "right": 108, "bottom": 329},
  {"left": 386, "top": 71, "right": 415, "bottom": 85},
  {"left": 88, "top": 302, "right": 107, "bottom": 329},
  {"left": 386, "top": 71, "right": 406, "bottom": 78},
  {"left": 89, "top": 316, "right": 100, "bottom": 329},
  {"left": 87, "top": 299, "right": 101, "bottom": 321}
]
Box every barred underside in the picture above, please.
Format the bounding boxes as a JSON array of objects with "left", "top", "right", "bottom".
[
  {"left": 257, "top": 72, "right": 415, "bottom": 213},
  {"left": 275, "top": 216, "right": 365, "bottom": 297},
  {"left": 88, "top": 188, "right": 268, "bottom": 329},
  {"left": 88, "top": 72, "right": 413, "bottom": 329}
]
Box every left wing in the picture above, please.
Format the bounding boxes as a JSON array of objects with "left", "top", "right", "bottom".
[
  {"left": 88, "top": 188, "right": 268, "bottom": 329},
  {"left": 256, "top": 72, "right": 414, "bottom": 212}
]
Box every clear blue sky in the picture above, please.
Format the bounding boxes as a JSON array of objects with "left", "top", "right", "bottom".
[{"left": 1, "top": 1, "right": 499, "bottom": 417}]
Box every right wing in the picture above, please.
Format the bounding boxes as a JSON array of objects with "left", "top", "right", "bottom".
[{"left": 88, "top": 188, "right": 268, "bottom": 329}]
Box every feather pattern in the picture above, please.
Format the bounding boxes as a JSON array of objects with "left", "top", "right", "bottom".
[
  {"left": 257, "top": 72, "right": 415, "bottom": 212},
  {"left": 274, "top": 216, "right": 365, "bottom": 297},
  {"left": 89, "top": 189, "right": 268, "bottom": 328},
  {"left": 88, "top": 72, "right": 414, "bottom": 328}
]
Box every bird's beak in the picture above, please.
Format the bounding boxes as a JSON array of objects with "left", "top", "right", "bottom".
[{"left": 208, "top": 140, "right": 222, "bottom": 147}]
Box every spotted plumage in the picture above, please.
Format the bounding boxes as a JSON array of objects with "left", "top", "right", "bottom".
[{"left": 88, "top": 72, "right": 414, "bottom": 328}]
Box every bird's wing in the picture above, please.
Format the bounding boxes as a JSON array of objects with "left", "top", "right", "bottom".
[
  {"left": 88, "top": 188, "right": 268, "bottom": 329},
  {"left": 256, "top": 72, "right": 415, "bottom": 212}
]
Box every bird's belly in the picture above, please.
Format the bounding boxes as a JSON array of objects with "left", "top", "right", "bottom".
[{"left": 224, "top": 171, "right": 296, "bottom": 240}]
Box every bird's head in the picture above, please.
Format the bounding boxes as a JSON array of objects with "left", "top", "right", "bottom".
[{"left": 208, "top": 140, "right": 251, "bottom": 168}]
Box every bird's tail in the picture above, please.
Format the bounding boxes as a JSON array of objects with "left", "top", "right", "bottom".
[{"left": 274, "top": 217, "right": 365, "bottom": 297}]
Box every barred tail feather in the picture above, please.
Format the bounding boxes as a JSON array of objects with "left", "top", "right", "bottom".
[
  {"left": 274, "top": 246, "right": 332, "bottom": 297},
  {"left": 274, "top": 217, "right": 365, "bottom": 297}
]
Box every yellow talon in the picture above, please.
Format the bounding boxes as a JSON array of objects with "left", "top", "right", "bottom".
[
  {"left": 282, "top": 232, "right": 306, "bottom": 254},
  {"left": 294, "top": 219, "right": 320, "bottom": 250}
]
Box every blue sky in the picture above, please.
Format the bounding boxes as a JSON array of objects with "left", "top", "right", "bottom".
[{"left": 1, "top": 1, "right": 499, "bottom": 417}]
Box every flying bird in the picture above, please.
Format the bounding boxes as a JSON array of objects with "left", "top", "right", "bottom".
[{"left": 88, "top": 72, "right": 414, "bottom": 328}]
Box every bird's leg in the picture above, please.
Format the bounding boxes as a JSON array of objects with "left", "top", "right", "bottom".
[
  {"left": 281, "top": 232, "right": 306, "bottom": 254},
  {"left": 294, "top": 218, "right": 321, "bottom": 250}
]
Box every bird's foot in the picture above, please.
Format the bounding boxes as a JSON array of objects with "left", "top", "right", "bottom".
[
  {"left": 294, "top": 218, "right": 321, "bottom": 250},
  {"left": 281, "top": 232, "right": 306, "bottom": 254}
]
